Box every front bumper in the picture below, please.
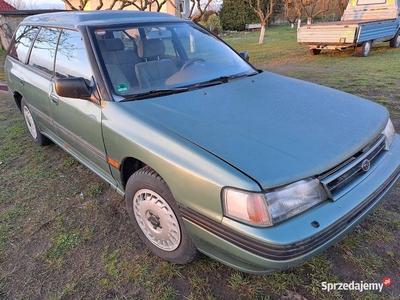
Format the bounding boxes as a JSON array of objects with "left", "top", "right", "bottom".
[{"left": 182, "top": 134, "right": 400, "bottom": 274}]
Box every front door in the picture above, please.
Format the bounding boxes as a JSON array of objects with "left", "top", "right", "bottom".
[{"left": 50, "top": 29, "right": 113, "bottom": 184}]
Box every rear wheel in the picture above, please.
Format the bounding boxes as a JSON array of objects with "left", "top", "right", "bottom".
[
  {"left": 355, "top": 41, "right": 372, "bottom": 57},
  {"left": 390, "top": 30, "right": 400, "bottom": 48},
  {"left": 21, "top": 99, "right": 51, "bottom": 146},
  {"left": 309, "top": 48, "right": 321, "bottom": 55},
  {"left": 125, "top": 167, "right": 198, "bottom": 264}
]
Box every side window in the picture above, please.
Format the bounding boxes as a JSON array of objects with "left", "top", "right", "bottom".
[
  {"left": 117, "top": 30, "right": 139, "bottom": 49},
  {"left": 8, "top": 25, "right": 39, "bottom": 63},
  {"left": 175, "top": 27, "right": 199, "bottom": 59},
  {"left": 163, "top": 38, "right": 177, "bottom": 57},
  {"left": 95, "top": 29, "right": 140, "bottom": 50},
  {"left": 146, "top": 28, "right": 178, "bottom": 58},
  {"left": 55, "top": 30, "right": 92, "bottom": 81},
  {"left": 177, "top": 27, "right": 222, "bottom": 61},
  {"left": 28, "top": 27, "right": 61, "bottom": 75}
]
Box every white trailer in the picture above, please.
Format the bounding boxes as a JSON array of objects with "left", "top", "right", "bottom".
[{"left": 297, "top": 0, "right": 400, "bottom": 56}]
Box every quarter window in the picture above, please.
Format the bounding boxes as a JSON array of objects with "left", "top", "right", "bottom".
[
  {"left": 8, "top": 25, "right": 39, "bottom": 63},
  {"left": 28, "top": 27, "right": 61, "bottom": 75},
  {"left": 55, "top": 30, "right": 92, "bottom": 81}
]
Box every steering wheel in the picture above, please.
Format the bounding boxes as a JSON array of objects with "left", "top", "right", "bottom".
[{"left": 180, "top": 58, "right": 205, "bottom": 70}]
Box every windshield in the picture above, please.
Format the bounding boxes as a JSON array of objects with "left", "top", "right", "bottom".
[{"left": 91, "top": 22, "right": 257, "bottom": 100}]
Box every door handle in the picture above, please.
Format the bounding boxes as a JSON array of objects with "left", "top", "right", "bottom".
[
  {"left": 50, "top": 94, "right": 59, "bottom": 106},
  {"left": 19, "top": 78, "right": 25, "bottom": 86}
]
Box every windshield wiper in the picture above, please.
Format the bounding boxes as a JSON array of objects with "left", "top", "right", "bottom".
[
  {"left": 120, "top": 87, "right": 189, "bottom": 101},
  {"left": 120, "top": 72, "right": 258, "bottom": 101},
  {"left": 194, "top": 72, "right": 258, "bottom": 88}
]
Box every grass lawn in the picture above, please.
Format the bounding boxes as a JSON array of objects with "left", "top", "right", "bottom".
[{"left": 1, "top": 27, "right": 400, "bottom": 300}]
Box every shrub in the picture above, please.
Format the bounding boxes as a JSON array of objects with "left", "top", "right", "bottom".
[
  {"left": 219, "top": 0, "right": 259, "bottom": 31},
  {"left": 206, "top": 14, "right": 222, "bottom": 34}
]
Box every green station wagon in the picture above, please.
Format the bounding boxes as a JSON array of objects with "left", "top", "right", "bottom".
[{"left": 4, "top": 11, "right": 400, "bottom": 274}]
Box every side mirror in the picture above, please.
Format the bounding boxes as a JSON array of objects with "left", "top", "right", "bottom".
[
  {"left": 240, "top": 51, "right": 250, "bottom": 61},
  {"left": 55, "top": 77, "right": 92, "bottom": 99}
]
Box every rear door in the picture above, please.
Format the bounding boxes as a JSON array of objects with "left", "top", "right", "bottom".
[
  {"left": 5, "top": 25, "right": 39, "bottom": 101},
  {"left": 15, "top": 26, "right": 59, "bottom": 136}
]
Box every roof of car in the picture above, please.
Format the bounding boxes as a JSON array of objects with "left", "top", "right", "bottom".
[{"left": 21, "top": 10, "right": 185, "bottom": 28}]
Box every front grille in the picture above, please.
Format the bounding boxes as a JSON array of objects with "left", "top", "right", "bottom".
[{"left": 319, "top": 134, "right": 387, "bottom": 200}]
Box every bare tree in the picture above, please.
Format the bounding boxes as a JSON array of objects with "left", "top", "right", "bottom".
[
  {"left": 168, "top": 0, "right": 213, "bottom": 21},
  {"left": 62, "top": 0, "right": 90, "bottom": 10},
  {"left": 117, "top": 0, "right": 168, "bottom": 11},
  {"left": 284, "top": 0, "right": 301, "bottom": 28},
  {"left": 286, "top": 0, "right": 348, "bottom": 26},
  {"left": 335, "top": 0, "right": 348, "bottom": 16},
  {"left": 246, "top": 0, "right": 275, "bottom": 44},
  {"left": 299, "top": 0, "right": 330, "bottom": 25},
  {"left": 62, "top": 0, "right": 167, "bottom": 11}
]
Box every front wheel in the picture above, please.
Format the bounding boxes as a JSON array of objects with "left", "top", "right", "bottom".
[
  {"left": 125, "top": 167, "right": 198, "bottom": 264},
  {"left": 355, "top": 41, "right": 372, "bottom": 57},
  {"left": 390, "top": 30, "right": 400, "bottom": 48}
]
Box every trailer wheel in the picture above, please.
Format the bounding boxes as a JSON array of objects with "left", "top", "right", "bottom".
[
  {"left": 356, "top": 41, "right": 371, "bottom": 57},
  {"left": 389, "top": 30, "right": 400, "bottom": 48},
  {"left": 309, "top": 49, "right": 321, "bottom": 55}
]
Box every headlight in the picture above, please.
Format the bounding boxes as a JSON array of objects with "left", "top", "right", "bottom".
[
  {"left": 265, "top": 178, "right": 328, "bottom": 224},
  {"left": 382, "top": 118, "right": 395, "bottom": 150},
  {"left": 222, "top": 178, "right": 328, "bottom": 227}
]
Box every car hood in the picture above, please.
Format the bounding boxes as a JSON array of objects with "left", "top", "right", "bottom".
[{"left": 122, "top": 71, "right": 388, "bottom": 189}]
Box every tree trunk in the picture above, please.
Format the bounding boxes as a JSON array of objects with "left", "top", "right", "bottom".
[
  {"left": 307, "top": 17, "right": 312, "bottom": 25},
  {"left": 258, "top": 24, "right": 266, "bottom": 44}
]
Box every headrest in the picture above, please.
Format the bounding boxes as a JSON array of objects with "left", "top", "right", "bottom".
[
  {"left": 97, "top": 39, "right": 106, "bottom": 53},
  {"left": 137, "top": 39, "right": 165, "bottom": 59},
  {"left": 104, "top": 38, "right": 125, "bottom": 52}
]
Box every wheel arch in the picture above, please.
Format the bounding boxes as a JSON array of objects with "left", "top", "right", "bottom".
[
  {"left": 12, "top": 91, "right": 23, "bottom": 111},
  {"left": 119, "top": 156, "right": 147, "bottom": 189}
]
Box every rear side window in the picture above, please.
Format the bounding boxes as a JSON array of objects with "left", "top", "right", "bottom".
[
  {"left": 8, "top": 25, "right": 39, "bottom": 63},
  {"left": 55, "top": 30, "right": 92, "bottom": 81},
  {"left": 28, "top": 27, "right": 61, "bottom": 75}
]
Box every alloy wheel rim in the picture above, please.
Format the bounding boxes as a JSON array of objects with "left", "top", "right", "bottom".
[
  {"left": 23, "top": 106, "right": 38, "bottom": 139},
  {"left": 133, "top": 189, "right": 181, "bottom": 251}
]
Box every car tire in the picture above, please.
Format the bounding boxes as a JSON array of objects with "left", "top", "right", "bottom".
[
  {"left": 389, "top": 30, "right": 400, "bottom": 48},
  {"left": 21, "top": 99, "right": 51, "bottom": 146},
  {"left": 355, "top": 41, "right": 372, "bottom": 57},
  {"left": 125, "top": 166, "right": 198, "bottom": 264},
  {"left": 309, "top": 48, "right": 321, "bottom": 55}
]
